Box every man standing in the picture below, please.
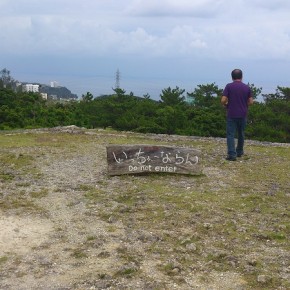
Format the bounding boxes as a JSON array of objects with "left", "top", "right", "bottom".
[{"left": 221, "top": 69, "right": 253, "bottom": 161}]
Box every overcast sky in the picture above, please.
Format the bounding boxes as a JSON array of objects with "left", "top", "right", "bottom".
[{"left": 1, "top": 0, "right": 290, "bottom": 99}]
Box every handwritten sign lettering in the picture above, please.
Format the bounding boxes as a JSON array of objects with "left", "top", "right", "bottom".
[{"left": 106, "top": 145, "right": 202, "bottom": 176}]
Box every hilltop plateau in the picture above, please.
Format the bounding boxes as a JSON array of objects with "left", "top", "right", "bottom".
[{"left": 0, "top": 127, "right": 289, "bottom": 289}]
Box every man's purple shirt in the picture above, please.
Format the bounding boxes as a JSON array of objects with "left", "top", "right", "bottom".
[{"left": 223, "top": 81, "right": 252, "bottom": 118}]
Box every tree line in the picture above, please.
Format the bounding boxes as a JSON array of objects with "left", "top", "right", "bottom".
[{"left": 0, "top": 69, "right": 289, "bottom": 143}]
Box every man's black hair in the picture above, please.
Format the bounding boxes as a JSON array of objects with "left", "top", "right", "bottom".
[{"left": 231, "top": 69, "right": 243, "bottom": 80}]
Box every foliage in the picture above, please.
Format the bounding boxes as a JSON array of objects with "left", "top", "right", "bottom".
[
  {"left": 247, "top": 100, "right": 290, "bottom": 142},
  {"left": 0, "top": 68, "right": 16, "bottom": 89},
  {"left": 262, "top": 86, "right": 290, "bottom": 103},
  {"left": 160, "top": 86, "right": 185, "bottom": 106},
  {"left": 187, "top": 83, "right": 222, "bottom": 107},
  {"left": 0, "top": 81, "right": 289, "bottom": 142},
  {"left": 248, "top": 83, "right": 262, "bottom": 99}
]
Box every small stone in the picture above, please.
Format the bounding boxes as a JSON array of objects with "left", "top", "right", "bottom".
[
  {"left": 180, "top": 238, "right": 191, "bottom": 245},
  {"left": 186, "top": 243, "right": 197, "bottom": 251},
  {"left": 257, "top": 274, "right": 268, "bottom": 283},
  {"left": 171, "top": 267, "right": 180, "bottom": 274}
]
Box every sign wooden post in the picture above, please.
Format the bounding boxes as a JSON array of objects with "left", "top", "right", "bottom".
[{"left": 106, "top": 145, "right": 202, "bottom": 176}]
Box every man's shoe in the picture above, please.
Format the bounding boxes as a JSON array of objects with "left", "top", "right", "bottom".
[
  {"left": 237, "top": 154, "right": 243, "bottom": 157},
  {"left": 226, "top": 156, "right": 237, "bottom": 161}
]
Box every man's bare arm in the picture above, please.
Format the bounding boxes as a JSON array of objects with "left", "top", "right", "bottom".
[
  {"left": 221, "top": 96, "right": 228, "bottom": 106},
  {"left": 248, "top": 97, "right": 254, "bottom": 106}
]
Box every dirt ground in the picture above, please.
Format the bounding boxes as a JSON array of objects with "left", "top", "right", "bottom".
[{"left": 0, "top": 127, "right": 289, "bottom": 289}]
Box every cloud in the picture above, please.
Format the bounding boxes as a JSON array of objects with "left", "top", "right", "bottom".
[
  {"left": 113, "top": 25, "right": 208, "bottom": 58},
  {"left": 125, "top": 0, "right": 224, "bottom": 17},
  {"left": 0, "top": 0, "right": 290, "bottom": 62},
  {"left": 251, "top": 0, "right": 290, "bottom": 10},
  {"left": 0, "top": 13, "right": 208, "bottom": 57}
]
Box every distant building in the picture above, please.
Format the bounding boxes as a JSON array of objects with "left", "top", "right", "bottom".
[
  {"left": 50, "top": 81, "right": 59, "bottom": 88},
  {"left": 22, "top": 84, "right": 39, "bottom": 93},
  {"left": 49, "top": 94, "right": 58, "bottom": 100}
]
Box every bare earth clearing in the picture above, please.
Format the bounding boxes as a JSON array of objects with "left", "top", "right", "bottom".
[{"left": 0, "top": 126, "right": 289, "bottom": 290}]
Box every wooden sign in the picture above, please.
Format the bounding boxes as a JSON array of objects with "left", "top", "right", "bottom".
[{"left": 106, "top": 145, "right": 202, "bottom": 176}]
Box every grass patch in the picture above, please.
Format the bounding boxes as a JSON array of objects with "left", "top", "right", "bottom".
[
  {"left": 30, "top": 188, "right": 49, "bottom": 198},
  {"left": 71, "top": 249, "right": 88, "bottom": 259},
  {"left": 86, "top": 235, "right": 97, "bottom": 241},
  {"left": 0, "top": 133, "right": 36, "bottom": 148},
  {"left": 0, "top": 195, "right": 41, "bottom": 212},
  {"left": 0, "top": 188, "right": 45, "bottom": 214},
  {"left": 115, "top": 267, "right": 138, "bottom": 277},
  {"left": 0, "top": 151, "right": 41, "bottom": 183},
  {"left": 0, "top": 153, "right": 34, "bottom": 169},
  {"left": 77, "top": 184, "right": 95, "bottom": 191},
  {"left": 0, "top": 172, "right": 14, "bottom": 181},
  {"left": 83, "top": 188, "right": 107, "bottom": 202},
  {"left": 0, "top": 256, "right": 8, "bottom": 265}
]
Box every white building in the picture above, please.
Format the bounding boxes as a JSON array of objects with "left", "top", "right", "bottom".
[
  {"left": 50, "top": 81, "right": 59, "bottom": 88},
  {"left": 22, "top": 84, "right": 40, "bottom": 93},
  {"left": 40, "top": 93, "right": 48, "bottom": 100}
]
